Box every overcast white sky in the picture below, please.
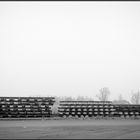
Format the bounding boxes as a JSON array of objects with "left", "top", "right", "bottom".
[{"left": 0, "top": 2, "right": 140, "bottom": 101}]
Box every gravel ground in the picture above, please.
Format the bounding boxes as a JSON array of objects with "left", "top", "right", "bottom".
[{"left": 0, "top": 119, "right": 140, "bottom": 139}]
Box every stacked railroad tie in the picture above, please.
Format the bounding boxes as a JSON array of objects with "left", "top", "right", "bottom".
[
  {"left": 1, "top": 97, "right": 140, "bottom": 119},
  {"left": 58, "top": 101, "right": 116, "bottom": 118},
  {"left": 58, "top": 101, "right": 140, "bottom": 118},
  {"left": 0, "top": 97, "right": 55, "bottom": 118},
  {"left": 114, "top": 104, "right": 140, "bottom": 118}
]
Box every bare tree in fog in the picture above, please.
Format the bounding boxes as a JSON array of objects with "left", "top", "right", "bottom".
[
  {"left": 84, "top": 96, "right": 94, "bottom": 101},
  {"left": 113, "top": 94, "right": 130, "bottom": 104},
  {"left": 51, "top": 102, "right": 59, "bottom": 115},
  {"left": 131, "top": 91, "right": 140, "bottom": 104},
  {"left": 118, "top": 94, "right": 123, "bottom": 101},
  {"left": 76, "top": 96, "right": 85, "bottom": 101},
  {"left": 64, "top": 96, "right": 73, "bottom": 101},
  {"left": 76, "top": 96, "right": 94, "bottom": 101},
  {"left": 96, "top": 87, "right": 110, "bottom": 101}
]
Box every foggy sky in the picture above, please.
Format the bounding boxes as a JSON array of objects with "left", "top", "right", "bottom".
[{"left": 0, "top": 2, "right": 140, "bottom": 102}]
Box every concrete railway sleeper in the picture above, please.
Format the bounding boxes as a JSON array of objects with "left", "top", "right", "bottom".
[
  {"left": 58, "top": 101, "right": 140, "bottom": 119},
  {"left": 1, "top": 97, "right": 140, "bottom": 119}
]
